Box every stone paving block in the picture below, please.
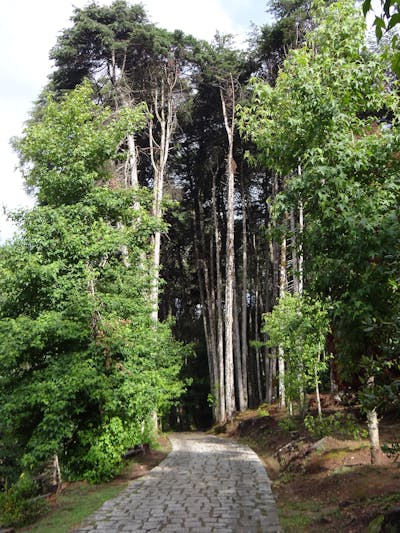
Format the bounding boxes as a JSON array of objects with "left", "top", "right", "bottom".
[{"left": 71, "top": 432, "right": 281, "bottom": 532}]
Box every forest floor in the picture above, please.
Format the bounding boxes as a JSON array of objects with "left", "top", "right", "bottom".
[
  {"left": 17, "top": 400, "right": 400, "bottom": 532},
  {"left": 217, "top": 395, "right": 400, "bottom": 532}
]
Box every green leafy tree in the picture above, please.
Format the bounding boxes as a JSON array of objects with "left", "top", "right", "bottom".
[
  {"left": 254, "top": 0, "right": 316, "bottom": 81},
  {"left": 239, "top": 0, "right": 400, "bottom": 462},
  {"left": 0, "top": 83, "right": 187, "bottom": 484},
  {"left": 263, "top": 294, "right": 330, "bottom": 416},
  {"left": 362, "top": 0, "right": 400, "bottom": 73}
]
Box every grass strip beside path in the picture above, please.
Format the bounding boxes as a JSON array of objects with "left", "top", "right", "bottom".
[{"left": 19, "top": 438, "right": 170, "bottom": 533}]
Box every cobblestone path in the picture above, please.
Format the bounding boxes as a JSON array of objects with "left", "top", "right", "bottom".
[{"left": 73, "top": 432, "right": 280, "bottom": 532}]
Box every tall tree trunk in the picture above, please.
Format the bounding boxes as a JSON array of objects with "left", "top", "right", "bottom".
[
  {"left": 315, "top": 345, "right": 322, "bottom": 419},
  {"left": 193, "top": 204, "right": 219, "bottom": 421},
  {"left": 367, "top": 408, "right": 383, "bottom": 464},
  {"left": 126, "top": 133, "right": 139, "bottom": 189},
  {"left": 259, "top": 233, "right": 273, "bottom": 404},
  {"left": 254, "top": 253, "right": 262, "bottom": 405},
  {"left": 268, "top": 173, "right": 280, "bottom": 404},
  {"left": 233, "top": 269, "right": 245, "bottom": 411},
  {"left": 298, "top": 165, "right": 304, "bottom": 295},
  {"left": 149, "top": 74, "right": 177, "bottom": 322},
  {"left": 212, "top": 173, "right": 226, "bottom": 423},
  {"left": 220, "top": 77, "right": 236, "bottom": 421},
  {"left": 290, "top": 208, "right": 299, "bottom": 295},
  {"left": 240, "top": 176, "right": 249, "bottom": 409},
  {"left": 278, "top": 232, "right": 287, "bottom": 409}
]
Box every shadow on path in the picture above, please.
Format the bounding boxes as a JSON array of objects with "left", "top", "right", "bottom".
[{"left": 73, "top": 432, "right": 280, "bottom": 533}]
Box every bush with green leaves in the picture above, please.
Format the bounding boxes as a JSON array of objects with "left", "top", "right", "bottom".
[
  {"left": 278, "top": 417, "right": 299, "bottom": 433},
  {"left": 304, "top": 412, "right": 368, "bottom": 440},
  {"left": 263, "top": 293, "right": 330, "bottom": 414},
  {"left": 0, "top": 475, "right": 47, "bottom": 528}
]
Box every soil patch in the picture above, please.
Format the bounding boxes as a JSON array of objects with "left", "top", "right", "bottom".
[{"left": 218, "top": 396, "right": 400, "bottom": 532}]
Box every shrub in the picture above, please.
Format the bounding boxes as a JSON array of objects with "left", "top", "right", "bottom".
[
  {"left": 304, "top": 412, "right": 368, "bottom": 440},
  {"left": 278, "top": 417, "right": 299, "bottom": 432},
  {"left": 0, "top": 474, "right": 47, "bottom": 528},
  {"left": 257, "top": 404, "right": 270, "bottom": 417}
]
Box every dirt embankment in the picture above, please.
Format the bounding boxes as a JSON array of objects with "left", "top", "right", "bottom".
[{"left": 217, "top": 396, "right": 400, "bottom": 532}]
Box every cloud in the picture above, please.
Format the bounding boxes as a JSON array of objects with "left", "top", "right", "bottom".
[
  {"left": 0, "top": 0, "right": 249, "bottom": 242},
  {"left": 143, "top": 0, "right": 242, "bottom": 41}
]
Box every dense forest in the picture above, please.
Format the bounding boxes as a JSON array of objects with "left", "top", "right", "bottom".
[{"left": 0, "top": 0, "right": 399, "bottom": 499}]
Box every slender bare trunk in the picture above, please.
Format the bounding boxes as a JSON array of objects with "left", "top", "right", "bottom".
[
  {"left": 52, "top": 453, "right": 62, "bottom": 495},
  {"left": 241, "top": 177, "right": 249, "bottom": 409},
  {"left": 367, "top": 408, "right": 383, "bottom": 464},
  {"left": 149, "top": 74, "right": 178, "bottom": 322},
  {"left": 212, "top": 174, "right": 226, "bottom": 423},
  {"left": 126, "top": 133, "right": 139, "bottom": 189},
  {"left": 220, "top": 78, "right": 236, "bottom": 421},
  {"left": 290, "top": 208, "right": 299, "bottom": 295},
  {"left": 278, "top": 346, "right": 286, "bottom": 409},
  {"left": 193, "top": 206, "right": 218, "bottom": 420},
  {"left": 254, "top": 256, "right": 262, "bottom": 405},
  {"left": 233, "top": 273, "right": 245, "bottom": 411},
  {"left": 315, "top": 345, "right": 322, "bottom": 419},
  {"left": 366, "top": 376, "right": 384, "bottom": 464},
  {"left": 264, "top": 257, "right": 273, "bottom": 403},
  {"left": 269, "top": 173, "right": 280, "bottom": 404},
  {"left": 298, "top": 165, "right": 304, "bottom": 295},
  {"left": 278, "top": 233, "right": 287, "bottom": 409},
  {"left": 199, "top": 204, "right": 218, "bottom": 409},
  {"left": 224, "top": 170, "right": 236, "bottom": 420}
]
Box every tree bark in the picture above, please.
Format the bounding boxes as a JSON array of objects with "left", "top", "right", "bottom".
[
  {"left": 233, "top": 269, "right": 245, "bottom": 411},
  {"left": 254, "top": 254, "right": 262, "bottom": 405},
  {"left": 366, "top": 376, "right": 384, "bottom": 464},
  {"left": 298, "top": 165, "right": 304, "bottom": 295},
  {"left": 149, "top": 73, "right": 178, "bottom": 322},
  {"left": 193, "top": 197, "right": 218, "bottom": 421},
  {"left": 220, "top": 77, "right": 236, "bottom": 421},
  {"left": 367, "top": 407, "right": 383, "bottom": 464},
  {"left": 290, "top": 208, "right": 299, "bottom": 295},
  {"left": 211, "top": 173, "right": 226, "bottom": 423},
  {"left": 240, "top": 175, "right": 249, "bottom": 409},
  {"left": 315, "top": 347, "right": 322, "bottom": 419},
  {"left": 278, "top": 232, "right": 287, "bottom": 409}
]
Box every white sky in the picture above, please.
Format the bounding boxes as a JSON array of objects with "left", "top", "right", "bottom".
[{"left": 0, "top": 0, "right": 270, "bottom": 242}]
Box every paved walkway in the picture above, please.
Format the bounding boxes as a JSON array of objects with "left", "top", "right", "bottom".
[{"left": 73, "top": 432, "right": 280, "bottom": 532}]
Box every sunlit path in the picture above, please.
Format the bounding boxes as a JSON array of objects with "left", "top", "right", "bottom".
[{"left": 73, "top": 432, "right": 280, "bottom": 533}]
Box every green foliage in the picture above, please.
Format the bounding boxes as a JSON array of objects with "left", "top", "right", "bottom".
[
  {"left": 278, "top": 417, "right": 299, "bottom": 432},
  {"left": 13, "top": 81, "right": 147, "bottom": 206},
  {"left": 263, "top": 294, "right": 330, "bottom": 411},
  {"left": 49, "top": 0, "right": 149, "bottom": 91},
  {"left": 49, "top": 0, "right": 197, "bottom": 103},
  {"left": 255, "top": 0, "right": 318, "bottom": 82},
  {"left": 362, "top": 0, "right": 400, "bottom": 73},
  {"left": 257, "top": 404, "right": 270, "bottom": 417},
  {"left": 207, "top": 391, "right": 216, "bottom": 407},
  {"left": 381, "top": 441, "right": 400, "bottom": 461},
  {"left": 0, "top": 83, "right": 188, "bottom": 484},
  {"left": 0, "top": 475, "right": 47, "bottom": 528},
  {"left": 240, "top": 0, "right": 400, "bottom": 411},
  {"left": 304, "top": 412, "right": 368, "bottom": 440}
]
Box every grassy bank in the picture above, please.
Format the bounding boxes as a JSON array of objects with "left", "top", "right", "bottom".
[{"left": 19, "top": 437, "right": 171, "bottom": 533}]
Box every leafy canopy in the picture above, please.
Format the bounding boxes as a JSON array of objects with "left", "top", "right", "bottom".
[{"left": 1, "top": 82, "right": 188, "bottom": 484}]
